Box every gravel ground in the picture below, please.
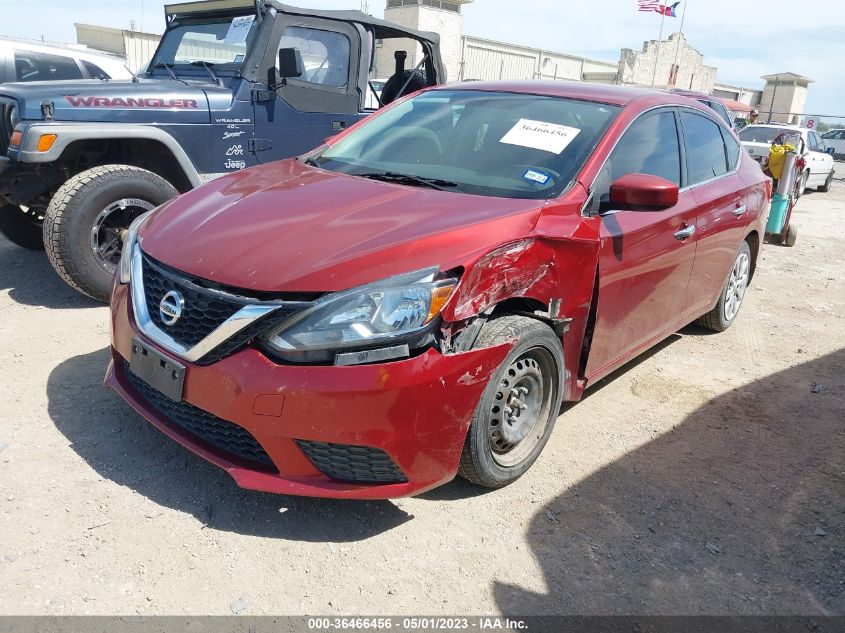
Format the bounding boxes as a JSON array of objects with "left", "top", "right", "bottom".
[{"left": 0, "top": 186, "right": 843, "bottom": 616}]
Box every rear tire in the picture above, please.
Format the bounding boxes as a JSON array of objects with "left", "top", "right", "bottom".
[
  {"left": 43, "top": 165, "right": 178, "bottom": 302},
  {"left": 818, "top": 170, "right": 833, "bottom": 193},
  {"left": 458, "top": 315, "right": 564, "bottom": 489},
  {"left": 697, "top": 241, "right": 752, "bottom": 332},
  {"left": 0, "top": 204, "right": 45, "bottom": 251}
]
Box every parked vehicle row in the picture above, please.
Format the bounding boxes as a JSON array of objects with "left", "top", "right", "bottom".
[
  {"left": 739, "top": 123, "right": 835, "bottom": 195},
  {"left": 105, "top": 82, "right": 769, "bottom": 498}
]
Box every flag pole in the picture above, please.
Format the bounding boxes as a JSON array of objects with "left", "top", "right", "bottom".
[
  {"left": 670, "top": 0, "right": 688, "bottom": 85},
  {"left": 650, "top": 7, "right": 667, "bottom": 88}
]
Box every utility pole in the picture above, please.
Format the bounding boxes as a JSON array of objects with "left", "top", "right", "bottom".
[
  {"left": 650, "top": 9, "right": 667, "bottom": 88},
  {"left": 768, "top": 74, "right": 779, "bottom": 124}
]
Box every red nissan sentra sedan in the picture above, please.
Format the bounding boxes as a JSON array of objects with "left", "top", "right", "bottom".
[{"left": 105, "top": 81, "right": 769, "bottom": 499}]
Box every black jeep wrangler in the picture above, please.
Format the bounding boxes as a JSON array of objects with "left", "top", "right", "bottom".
[{"left": 0, "top": 0, "right": 443, "bottom": 300}]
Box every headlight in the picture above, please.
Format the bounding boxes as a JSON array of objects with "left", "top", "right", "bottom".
[
  {"left": 262, "top": 268, "right": 457, "bottom": 361},
  {"left": 8, "top": 104, "right": 20, "bottom": 129},
  {"left": 118, "top": 211, "right": 154, "bottom": 284}
]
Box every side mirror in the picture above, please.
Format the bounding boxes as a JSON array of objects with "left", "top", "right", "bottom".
[
  {"left": 277, "top": 47, "right": 303, "bottom": 80},
  {"left": 827, "top": 147, "right": 835, "bottom": 156},
  {"left": 609, "top": 173, "right": 679, "bottom": 210}
]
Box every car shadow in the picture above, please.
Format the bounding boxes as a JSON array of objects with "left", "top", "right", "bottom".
[
  {"left": 493, "top": 348, "right": 845, "bottom": 615},
  {"left": 46, "top": 347, "right": 413, "bottom": 540},
  {"left": 0, "top": 238, "right": 100, "bottom": 309}
]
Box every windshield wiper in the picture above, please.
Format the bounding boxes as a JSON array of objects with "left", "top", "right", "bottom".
[
  {"left": 190, "top": 61, "right": 222, "bottom": 86},
  {"left": 357, "top": 171, "right": 459, "bottom": 191},
  {"left": 304, "top": 157, "right": 321, "bottom": 167},
  {"left": 149, "top": 62, "right": 181, "bottom": 82}
]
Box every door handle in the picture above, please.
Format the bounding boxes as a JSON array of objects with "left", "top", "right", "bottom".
[
  {"left": 674, "top": 224, "right": 696, "bottom": 240},
  {"left": 732, "top": 204, "right": 747, "bottom": 217}
]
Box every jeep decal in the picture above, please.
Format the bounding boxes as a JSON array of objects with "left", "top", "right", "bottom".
[{"left": 64, "top": 96, "right": 199, "bottom": 108}]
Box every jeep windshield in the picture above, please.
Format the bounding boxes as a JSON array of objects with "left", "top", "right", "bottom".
[
  {"left": 309, "top": 90, "right": 620, "bottom": 200},
  {"left": 148, "top": 13, "right": 259, "bottom": 72}
]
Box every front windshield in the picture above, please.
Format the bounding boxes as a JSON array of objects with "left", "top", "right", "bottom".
[
  {"left": 739, "top": 126, "right": 786, "bottom": 144},
  {"left": 311, "top": 90, "right": 621, "bottom": 200},
  {"left": 149, "top": 13, "right": 259, "bottom": 68}
]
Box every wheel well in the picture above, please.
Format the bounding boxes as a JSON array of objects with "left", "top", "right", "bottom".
[
  {"left": 491, "top": 298, "right": 549, "bottom": 317},
  {"left": 59, "top": 139, "right": 192, "bottom": 193},
  {"left": 745, "top": 230, "right": 760, "bottom": 280}
]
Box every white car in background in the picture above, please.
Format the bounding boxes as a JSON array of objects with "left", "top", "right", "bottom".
[
  {"left": 821, "top": 129, "right": 845, "bottom": 160},
  {"left": 0, "top": 37, "right": 133, "bottom": 84},
  {"left": 739, "top": 123, "right": 836, "bottom": 195}
]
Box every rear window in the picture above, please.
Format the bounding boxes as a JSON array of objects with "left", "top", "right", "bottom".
[
  {"left": 81, "top": 60, "right": 111, "bottom": 79},
  {"left": 14, "top": 50, "right": 83, "bottom": 81},
  {"left": 738, "top": 126, "right": 785, "bottom": 144},
  {"left": 313, "top": 89, "right": 621, "bottom": 200}
]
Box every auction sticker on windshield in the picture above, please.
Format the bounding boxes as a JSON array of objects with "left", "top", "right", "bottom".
[
  {"left": 500, "top": 118, "right": 581, "bottom": 154},
  {"left": 224, "top": 15, "right": 255, "bottom": 45}
]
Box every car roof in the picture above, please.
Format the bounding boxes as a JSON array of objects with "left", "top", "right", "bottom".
[
  {"left": 436, "top": 80, "right": 696, "bottom": 108},
  {"left": 0, "top": 36, "right": 126, "bottom": 63}
]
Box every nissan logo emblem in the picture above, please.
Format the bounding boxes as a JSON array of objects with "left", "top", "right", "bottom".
[{"left": 159, "top": 290, "right": 184, "bottom": 326}]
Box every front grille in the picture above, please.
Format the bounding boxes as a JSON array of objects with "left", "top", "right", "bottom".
[
  {"left": 122, "top": 360, "right": 276, "bottom": 471},
  {"left": 139, "top": 252, "right": 307, "bottom": 364},
  {"left": 0, "top": 99, "right": 13, "bottom": 156},
  {"left": 142, "top": 253, "right": 247, "bottom": 347},
  {"left": 297, "top": 440, "right": 407, "bottom": 484}
]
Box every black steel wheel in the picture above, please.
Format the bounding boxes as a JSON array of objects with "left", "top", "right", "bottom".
[{"left": 458, "top": 315, "right": 564, "bottom": 488}]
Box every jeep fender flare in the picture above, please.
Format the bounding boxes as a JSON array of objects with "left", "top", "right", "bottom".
[{"left": 11, "top": 123, "right": 201, "bottom": 188}]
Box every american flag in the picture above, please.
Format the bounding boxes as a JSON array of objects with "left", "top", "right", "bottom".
[{"left": 639, "top": 1, "right": 680, "bottom": 15}]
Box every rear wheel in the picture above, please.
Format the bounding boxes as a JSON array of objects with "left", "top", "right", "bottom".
[
  {"left": 43, "top": 165, "right": 178, "bottom": 302},
  {"left": 458, "top": 315, "right": 564, "bottom": 488},
  {"left": 818, "top": 170, "right": 833, "bottom": 193},
  {"left": 0, "top": 204, "right": 45, "bottom": 251},
  {"left": 697, "top": 241, "right": 752, "bottom": 332}
]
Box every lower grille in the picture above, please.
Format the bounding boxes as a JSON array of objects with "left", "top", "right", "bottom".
[
  {"left": 297, "top": 440, "right": 406, "bottom": 484},
  {"left": 122, "top": 360, "right": 276, "bottom": 471}
]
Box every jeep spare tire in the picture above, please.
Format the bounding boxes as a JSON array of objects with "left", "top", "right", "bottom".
[
  {"left": 43, "top": 165, "right": 178, "bottom": 302},
  {"left": 0, "top": 204, "right": 45, "bottom": 251}
]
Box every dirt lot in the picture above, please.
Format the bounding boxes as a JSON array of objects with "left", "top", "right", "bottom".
[{"left": 0, "top": 185, "right": 843, "bottom": 617}]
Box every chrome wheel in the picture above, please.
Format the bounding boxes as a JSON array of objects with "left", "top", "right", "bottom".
[
  {"left": 90, "top": 198, "right": 154, "bottom": 274},
  {"left": 489, "top": 348, "right": 556, "bottom": 468},
  {"left": 723, "top": 250, "right": 750, "bottom": 322}
]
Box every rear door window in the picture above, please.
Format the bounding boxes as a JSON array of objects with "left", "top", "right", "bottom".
[
  {"left": 14, "top": 50, "right": 83, "bottom": 81},
  {"left": 681, "top": 111, "right": 729, "bottom": 185},
  {"left": 721, "top": 127, "right": 741, "bottom": 169}
]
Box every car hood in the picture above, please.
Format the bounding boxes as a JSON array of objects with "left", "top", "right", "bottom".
[
  {"left": 0, "top": 78, "right": 211, "bottom": 124},
  {"left": 140, "top": 160, "right": 545, "bottom": 292}
]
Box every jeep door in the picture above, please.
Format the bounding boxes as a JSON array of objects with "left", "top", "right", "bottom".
[
  {"left": 252, "top": 16, "right": 362, "bottom": 162},
  {"left": 583, "top": 107, "right": 698, "bottom": 381}
]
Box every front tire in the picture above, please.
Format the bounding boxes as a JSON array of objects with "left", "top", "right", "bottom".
[
  {"left": 0, "top": 204, "right": 45, "bottom": 251},
  {"left": 43, "top": 165, "right": 178, "bottom": 302},
  {"left": 458, "top": 315, "right": 564, "bottom": 488},
  {"left": 697, "top": 241, "right": 752, "bottom": 332}
]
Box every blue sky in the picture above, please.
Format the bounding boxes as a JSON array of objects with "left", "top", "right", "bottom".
[{"left": 2, "top": 0, "right": 842, "bottom": 114}]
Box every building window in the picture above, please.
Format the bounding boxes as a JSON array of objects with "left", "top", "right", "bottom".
[{"left": 387, "top": 0, "right": 462, "bottom": 12}]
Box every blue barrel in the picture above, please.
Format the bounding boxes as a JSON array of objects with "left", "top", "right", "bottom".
[{"left": 766, "top": 193, "right": 789, "bottom": 234}]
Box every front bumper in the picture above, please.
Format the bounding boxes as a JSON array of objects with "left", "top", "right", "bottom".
[{"left": 106, "top": 283, "right": 511, "bottom": 499}]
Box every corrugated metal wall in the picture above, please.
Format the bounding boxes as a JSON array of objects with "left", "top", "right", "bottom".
[
  {"left": 460, "top": 36, "right": 618, "bottom": 83},
  {"left": 124, "top": 32, "right": 160, "bottom": 72}
]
